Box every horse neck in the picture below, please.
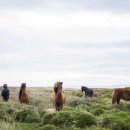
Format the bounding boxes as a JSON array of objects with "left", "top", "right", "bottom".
[
  {"left": 56, "top": 93, "right": 62, "bottom": 98},
  {"left": 82, "top": 89, "right": 85, "bottom": 92},
  {"left": 22, "top": 88, "right": 27, "bottom": 94}
]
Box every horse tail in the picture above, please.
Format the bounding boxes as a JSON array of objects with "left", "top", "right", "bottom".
[{"left": 112, "top": 90, "right": 117, "bottom": 104}]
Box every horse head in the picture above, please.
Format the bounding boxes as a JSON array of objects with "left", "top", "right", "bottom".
[
  {"left": 81, "top": 86, "right": 88, "bottom": 92},
  {"left": 3, "top": 84, "right": 8, "bottom": 89},
  {"left": 54, "top": 81, "right": 63, "bottom": 94},
  {"left": 21, "top": 83, "right": 26, "bottom": 90}
]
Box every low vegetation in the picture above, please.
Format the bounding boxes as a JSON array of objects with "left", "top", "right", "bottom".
[{"left": 0, "top": 87, "right": 130, "bottom": 130}]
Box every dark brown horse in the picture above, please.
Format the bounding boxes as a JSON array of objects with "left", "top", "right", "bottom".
[
  {"left": 112, "top": 88, "right": 130, "bottom": 105},
  {"left": 51, "top": 81, "right": 66, "bottom": 111},
  {"left": 19, "top": 83, "right": 30, "bottom": 104}
]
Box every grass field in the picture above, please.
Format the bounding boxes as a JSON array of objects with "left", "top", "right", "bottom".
[{"left": 0, "top": 87, "right": 130, "bottom": 130}]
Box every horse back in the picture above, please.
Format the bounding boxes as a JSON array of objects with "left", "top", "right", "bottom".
[
  {"left": 122, "top": 89, "right": 130, "bottom": 100},
  {"left": 112, "top": 88, "right": 130, "bottom": 104},
  {"left": 112, "top": 88, "right": 123, "bottom": 104}
]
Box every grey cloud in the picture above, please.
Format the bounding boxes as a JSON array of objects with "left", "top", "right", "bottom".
[
  {"left": 64, "top": 41, "right": 130, "bottom": 49},
  {"left": 0, "top": 0, "right": 47, "bottom": 9},
  {"left": 0, "top": 4, "right": 130, "bottom": 87},
  {"left": 0, "top": 0, "right": 130, "bottom": 13}
]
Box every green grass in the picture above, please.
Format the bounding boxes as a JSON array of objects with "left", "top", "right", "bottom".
[{"left": 0, "top": 87, "right": 130, "bottom": 130}]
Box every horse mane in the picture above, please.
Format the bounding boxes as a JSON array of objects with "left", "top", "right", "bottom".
[{"left": 54, "top": 82, "right": 58, "bottom": 94}]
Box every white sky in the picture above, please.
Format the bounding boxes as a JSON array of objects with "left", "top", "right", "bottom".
[{"left": 0, "top": 0, "right": 130, "bottom": 88}]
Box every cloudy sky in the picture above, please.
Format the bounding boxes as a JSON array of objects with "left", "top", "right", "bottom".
[{"left": 0, "top": 0, "right": 130, "bottom": 88}]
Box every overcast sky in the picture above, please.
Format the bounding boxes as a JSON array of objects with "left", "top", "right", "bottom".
[{"left": 0, "top": 0, "right": 130, "bottom": 88}]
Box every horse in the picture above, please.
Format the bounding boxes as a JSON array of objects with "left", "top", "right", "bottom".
[
  {"left": 81, "top": 86, "right": 93, "bottom": 98},
  {"left": 51, "top": 81, "right": 66, "bottom": 111},
  {"left": 19, "top": 83, "right": 30, "bottom": 104},
  {"left": 1, "top": 84, "right": 10, "bottom": 102},
  {"left": 112, "top": 88, "right": 130, "bottom": 105}
]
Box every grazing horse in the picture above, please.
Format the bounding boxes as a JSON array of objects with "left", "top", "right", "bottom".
[
  {"left": 81, "top": 86, "right": 93, "bottom": 98},
  {"left": 19, "top": 83, "right": 30, "bottom": 104},
  {"left": 112, "top": 88, "right": 130, "bottom": 105},
  {"left": 51, "top": 81, "right": 66, "bottom": 111}
]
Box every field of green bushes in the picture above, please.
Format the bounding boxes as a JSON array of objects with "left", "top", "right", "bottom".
[{"left": 0, "top": 87, "right": 130, "bottom": 130}]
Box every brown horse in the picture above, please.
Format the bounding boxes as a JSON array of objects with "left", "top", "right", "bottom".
[
  {"left": 112, "top": 88, "right": 130, "bottom": 105},
  {"left": 51, "top": 81, "right": 66, "bottom": 111},
  {"left": 19, "top": 83, "right": 30, "bottom": 104}
]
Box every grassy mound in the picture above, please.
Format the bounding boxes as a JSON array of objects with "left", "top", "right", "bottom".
[
  {"left": 0, "top": 121, "right": 16, "bottom": 130},
  {"left": 102, "top": 114, "right": 130, "bottom": 130},
  {"left": 16, "top": 109, "right": 40, "bottom": 123},
  {"left": 42, "top": 110, "right": 96, "bottom": 128}
]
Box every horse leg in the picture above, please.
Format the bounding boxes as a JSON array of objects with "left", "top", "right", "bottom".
[
  {"left": 20, "top": 98, "right": 22, "bottom": 104},
  {"left": 55, "top": 103, "right": 58, "bottom": 111},
  {"left": 85, "top": 91, "right": 87, "bottom": 98},
  {"left": 117, "top": 98, "right": 120, "bottom": 105},
  {"left": 60, "top": 104, "right": 63, "bottom": 111},
  {"left": 55, "top": 103, "right": 63, "bottom": 111},
  {"left": 112, "top": 95, "right": 117, "bottom": 104},
  {"left": 26, "top": 99, "right": 29, "bottom": 104}
]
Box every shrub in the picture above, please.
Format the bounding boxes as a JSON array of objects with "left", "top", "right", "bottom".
[
  {"left": 68, "top": 99, "right": 81, "bottom": 107},
  {"left": 16, "top": 109, "right": 40, "bottom": 123},
  {"left": 76, "top": 104, "right": 91, "bottom": 112},
  {"left": 16, "top": 110, "right": 29, "bottom": 122},
  {"left": 25, "top": 110, "right": 40, "bottom": 123},
  {"left": 74, "top": 111, "right": 96, "bottom": 128},
  {"left": 102, "top": 115, "right": 130, "bottom": 130},
  {"left": 63, "top": 106, "right": 74, "bottom": 111},
  {"left": 40, "top": 125, "right": 57, "bottom": 130},
  {"left": 86, "top": 126, "right": 109, "bottom": 130},
  {"left": 101, "top": 94, "right": 112, "bottom": 98},
  {"left": 42, "top": 110, "right": 96, "bottom": 128},
  {"left": 0, "top": 120, "right": 16, "bottom": 130},
  {"left": 39, "top": 110, "right": 47, "bottom": 117},
  {"left": 90, "top": 108, "right": 104, "bottom": 116},
  {"left": 6, "top": 108, "right": 15, "bottom": 115},
  {"left": 72, "top": 92, "right": 84, "bottom": 97},
  {"left": 42, "top": 112, "right": 56, "bottom": 125},
  {"left": 0, "top": 109, "right": 14, "bottom": 122},
  {"left": 116, "top": 111, "right": 128, "bottom": 118},
  {"left": 42, "top": 111, "right": 73, "bottom": 127},
  {"left": 0, "top": 109, "right": 6, "bottom": 119}
]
